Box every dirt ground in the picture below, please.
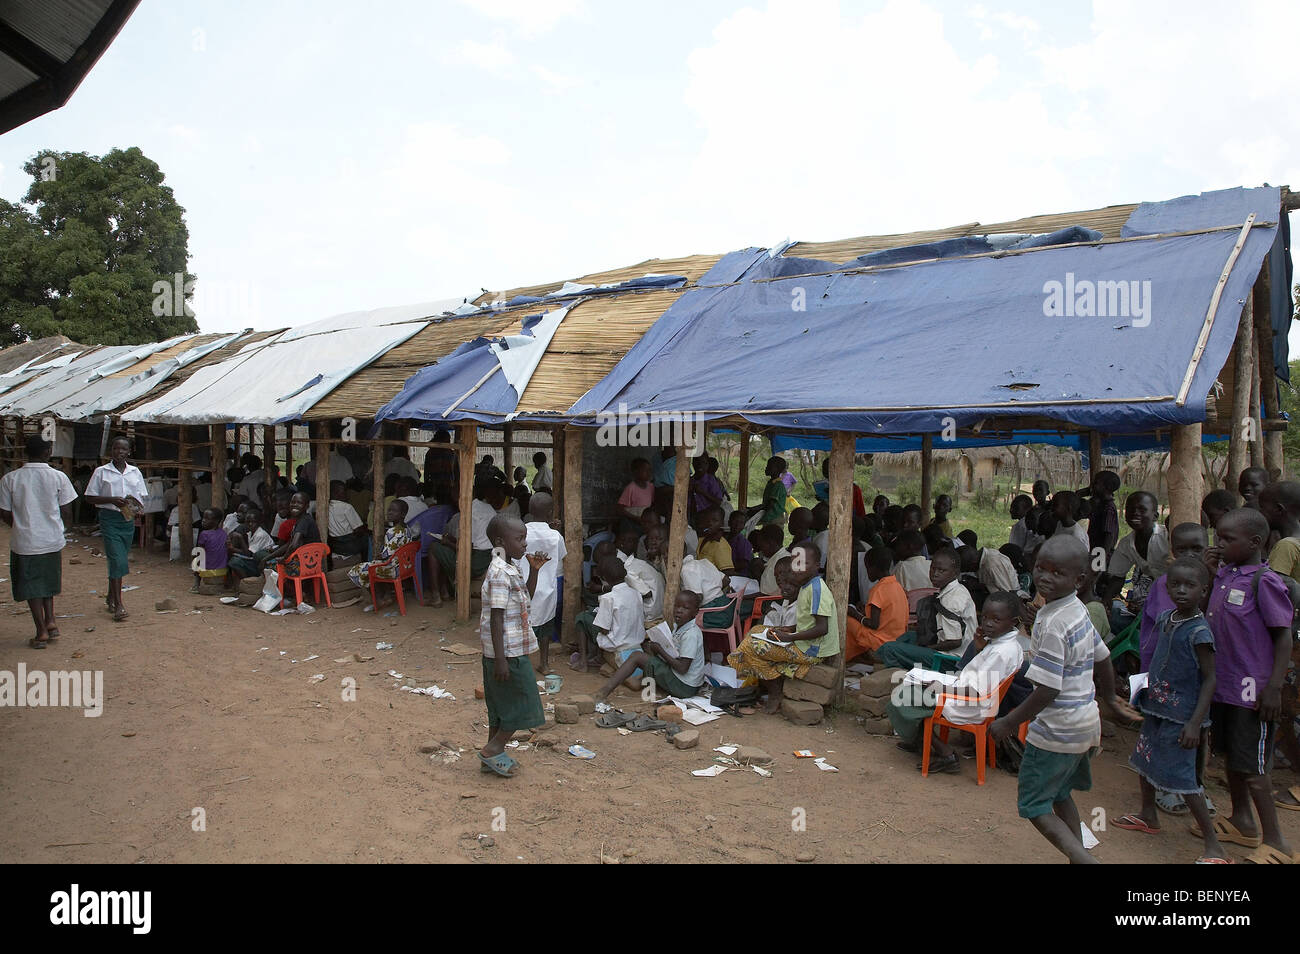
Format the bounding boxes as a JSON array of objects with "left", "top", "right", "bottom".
[{"left": 2, "top": 525, "right": 1297, "bottom": 865}]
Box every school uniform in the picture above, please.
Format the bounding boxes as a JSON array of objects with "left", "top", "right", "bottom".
[
  {"left": 0, "top": 462, "right": 78, "bottom": 601},
  {"left": 618, "top": 549, "right": 666, "bottom": 623},
  {"left": 86, "top": 460, "right": 148, "bottom": 582},
  {"left": 893, "top": 555, "right": 933, "bottom": 593},
  {"left": 978, "top": 547, "right": 1020, "bottom": 594},
  {"left": 514, "top": 522, "right": 566, "bottom": 641},
  {"left": 875, "top": 579, "right": 977, "bottom": 670},
  {"left": 887, "top": 630, "right": 1023, "bottom": 745},
  {"left": 646, "top": 619, "right": 706, "bottom": 698},
  {"left": 844, "top": 574, "right": 907, "bottom": 659}
]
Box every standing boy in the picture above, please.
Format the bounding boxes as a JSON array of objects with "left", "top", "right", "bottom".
[
  {"left": 991, "top": 536, "right": 1140, "bottom": 863},
  {"left": 0, "top": 435, "right": 78, "bottom": 648},
  {"left": 515, "top": 493, "right": 566, "bottom": 674},
  {"left": 478, "top": 515, "right": 549, "bottom": 778},
  {"left": 1198, "top": 507, "right": 1295, "bottom": 863}
]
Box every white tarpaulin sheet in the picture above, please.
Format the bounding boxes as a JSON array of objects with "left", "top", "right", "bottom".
[{"left": 121, "top": 302, "right": 455, "bottom": 424}]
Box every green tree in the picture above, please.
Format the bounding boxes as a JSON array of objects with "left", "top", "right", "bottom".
[{"left": 0, "top": 147, "right": 197, "bottom": 346}]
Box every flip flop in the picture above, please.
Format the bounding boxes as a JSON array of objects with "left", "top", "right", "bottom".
[
  {"left": 1155, "top": 790, "right": 1188, "bottom": 815},
  {"left": 1194, "top": 856, "right": 1233, "bottom": 864},
  {"left": 595, "top": 710, "right": 636, "bottom": 728},
  {"left": 1242, "top": 844, "right": 1296, "bottom": 865},
  {"left": 1114, "top": 814, "right": 1161, "bottom": 834},
  {"left": 1189, "top": 817, "right": 1262, "bottom": 848},
  {"left": 478, "top": 752, "right": 517, "bottom": 777},
  {"left": 44, "top": 628, "right": 61, "bottom": 642},
  {"left": 27, "top": 637, "right": 47, "bottom": 649},
  {"left": 113, "top": 609, "right": 129, "bottom": 622},
  {"left": 627, "top": 714, "right": 668, "bottom": 732},
  {"left": 1274, "top": 785, "right": 1300, "bottom": 811}
]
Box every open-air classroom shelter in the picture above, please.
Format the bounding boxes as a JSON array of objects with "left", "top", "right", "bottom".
[{"left": 1, "top": 185, "right": 1293, "bottom": 691}]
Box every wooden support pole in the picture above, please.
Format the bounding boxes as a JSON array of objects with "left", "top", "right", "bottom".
[
  {"left": 920, "top": 434, "right": 933, "bottom": 510},
  {"left": 210, "top": 424, "right": 226, "bottom": 512},
  {"left": 178, "top": 441, "right": 194, "bottom": 556},
  {"left": 502, "top": 423, "right": 514, "bottom": 485},
  {"left": 371, "top": 440, "right": 384, "bottom": 552},
  {"left": 455, "top": 424, "right": 477, "bottom": 621},
  {"left": 1088, "top": 431, "right": 1103, "bottom": 482},
  {"left": 1226, "top": 299, "right": 1255, "bottom": 491},
  {"left": 826, "top": 432, "right": 854, "bottom": 705},
  {"left": 313, "top": 425, "right": 331, "bottom": 548},
  {"left": 260, "top": 424, "right": 272, "bottom": 474},
  {"left": 1169, "top": 424, "right": 1204, "bottom": 528},
  {"left": 662, "top": 443, "right": 692, "bottom": 620},
  {"left": 561, "top": 426, "right": 584, "bottom": 643},
  {"left": 737, "top": 427, "right": 750, "bottom": 509}
]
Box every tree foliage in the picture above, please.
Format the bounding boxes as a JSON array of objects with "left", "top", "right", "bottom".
[{"left": 0, "top": 147, "right": 197, "bottom": 346}]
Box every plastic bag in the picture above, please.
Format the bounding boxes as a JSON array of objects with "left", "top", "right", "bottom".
[{"left": 252, "top": 568, "right": 282, "bottom": 613}]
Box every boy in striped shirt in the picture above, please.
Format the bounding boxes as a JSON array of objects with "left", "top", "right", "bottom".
[{"left": 992, "top": 536, "right": 1140, "bottom": 863}]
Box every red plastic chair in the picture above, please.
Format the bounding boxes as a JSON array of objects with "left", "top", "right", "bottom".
[
  {"left": 277, "top": 542, "right": 332, "bottom": 607},
  {"left": 742, "top": 594, "right": 782, "bottom": 637},
  {"left": 905, "top": 586, "right": 938, "bottom": 626},
  {"left": 697, "top": 592, "right": 744, "bottom": 657},
  {"left": 920, "top": 670, "right": 1025, "bottom": 785},
  {"left": 368, "top": 540, "right": 423, "bottom": 616}
]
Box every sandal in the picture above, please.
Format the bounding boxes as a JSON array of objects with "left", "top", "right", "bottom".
[
  {"left": 1242, "top": 844, "right": 1296, "bottom": 865},
  {"left": 1114, "top": 814, "right": 1161, "bottom": 834},
  {"left": 1275, "top": 785, "right": 1300, "bottom": 812},
  {"left": 44, "top": 628, "right": 61, "bottom": 643},
  {"left": 113, "top": 608, "right": 129, "bottom": 622},
  {"left": 478, "top": 752, "right": 517, "bottom": 777},
  {"left": 1189, "top": 817, "right": 1261, "bottom": 848},
  {"left": 595, "top": 710, "right": 636, "bottom": 728},
  {"left": 1194, "top": 856, "right": 1233, "bottom": 864},
  {"left": 28, "top": 637, "right": 47, "bottom": 649},
  {"left": 1155, "top": 790, "right": 1187, "bottom": 815},
  {"left": 627, "top": 714, "right": 668, "bottom": 732}
]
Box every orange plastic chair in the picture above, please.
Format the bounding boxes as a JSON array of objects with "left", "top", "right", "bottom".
[
  {"left": 698, "top": 592, "right": 744, "bottom": 657},
  {"left": 277, "top": 542, "right": 332, "bottom": 608},
  {"left": 906, "top": 586, "right": 938, "bottom": 626},
  {"left": 368, "top": 540, "right": 423, "bottom": 616},
  {"left": 742, "top": 594, "right": 782, "bottom": 637},
  {"left": 920, "top": 670, "right": 1018, "bottom": 785}
]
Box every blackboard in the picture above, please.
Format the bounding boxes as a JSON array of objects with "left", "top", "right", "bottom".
[{"left": 580, "top": 431, "right": 668, "bottom": 526}]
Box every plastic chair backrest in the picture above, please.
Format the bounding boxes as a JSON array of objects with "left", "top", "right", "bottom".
[
  {"left": 936, "top": 668, "right": 1017, "bottom": 717},
  {"left": 392, "top": 540, "right": 420, "bottom": 575},
  {"left": 288, "top": 542, "right": 329, "bottom": 577}
]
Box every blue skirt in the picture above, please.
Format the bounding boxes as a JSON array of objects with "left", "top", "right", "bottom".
[{"left": 1129, "top": 715, "right": 1201, "bottom": 794}]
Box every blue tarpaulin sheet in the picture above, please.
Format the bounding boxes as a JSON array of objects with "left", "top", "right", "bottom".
[{"left": 571, "top": 219, "right": 1278, "bottom": 434}]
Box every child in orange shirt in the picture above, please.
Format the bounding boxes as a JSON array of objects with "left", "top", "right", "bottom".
[{"left": 845, "top": 547, "right": 908, "bottom": 664}]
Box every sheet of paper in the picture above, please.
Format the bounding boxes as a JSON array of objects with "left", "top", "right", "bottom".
[
  {"left": 814, "top": 757, "right": 839, "bottom": 772},
  {"left": 750, "top": 629, "right": 793, "bottom": 647},
  {"left": 646, "top": 621, "right": 676, "bottom": 655},
  {"left": 1128, "top": 672, "right": 1148, "bottom": 706},
  {"left": 691, "top": 765, "right": 727, "bottom": 777},
  {"left": 669, "top": 694, "right": 723, "bottom": 714},
  {"left": 682, "top": 709, "right": 721, "bottom": 726},
  {"left": 714, "top": 745, "right": 738, "bottom": 756},
  {"left": 1081, "top": 823, "right": 1099, "bottom": 850},
  {"left": 901, "top": 667, "right": 960, "bottom": 688}
]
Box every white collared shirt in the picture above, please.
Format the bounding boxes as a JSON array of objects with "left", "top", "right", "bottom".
[
  {"left": 0, "top": 463, "right": 77, "bottom": 554},
  {"left": 515, "top": 521, "right": 566, "bottom": 626},
  {"left": 619, "top": 549, "right": 666, "bottom": 622},
  {"left": 680, "top": 555, "right": 726, "bottom": 604},
  {"left": 86, "top": 461, "right": 148, "bottom": 512},
  {"left": 940, "top": 631, "right": 1024, "bottom": 724}
]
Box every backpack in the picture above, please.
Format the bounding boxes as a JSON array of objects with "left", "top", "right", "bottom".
[{"left": 914, "top": 592, "right": 970, "bottom": 648}]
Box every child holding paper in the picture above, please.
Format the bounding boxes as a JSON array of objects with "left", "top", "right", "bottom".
[{"left": 593, "top": 591, "right": 705, "bottom": 703}]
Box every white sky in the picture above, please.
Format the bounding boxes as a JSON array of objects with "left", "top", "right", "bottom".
[{"left": 2, "top": 0, "right": 1298, "bottom": 351}]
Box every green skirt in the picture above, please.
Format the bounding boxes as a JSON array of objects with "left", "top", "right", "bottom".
[
  {"left": 481, "top": 655, "right": 545, "bottom": 732},
  {"left": 10, "top": 550, "right": 61, "bottom": 601},
  {"left": 98, "top": 509, "right": 136, "bottom": 581}
]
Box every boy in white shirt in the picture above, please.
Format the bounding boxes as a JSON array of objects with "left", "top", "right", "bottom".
[
  {"left": 887, "top": 591, "right": 1025, "bottom": 774},
  {"left": 615, "top": 528, "right": 667, "bottom": 624},
  {"left": 575, "top": 556, "right": 645, "bottom": 674},
  {"left": 892, "top": 530, "right": 933, "bottom": 592},
  {"left": 593, "top": 591, "right": 706, "bottom": 703},
  {"left": 513, "top": 493, "right": 566, "bottom": 673},
  {"left": 876, "top": 548, "right": 978, "bottom": 670}
]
